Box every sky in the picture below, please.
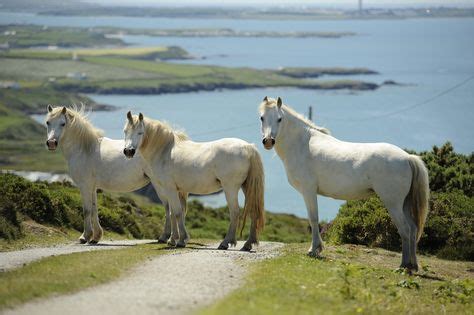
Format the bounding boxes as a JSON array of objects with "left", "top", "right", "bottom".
[{"left": 84, "top": 0, "right": 474, "bottom": 9}]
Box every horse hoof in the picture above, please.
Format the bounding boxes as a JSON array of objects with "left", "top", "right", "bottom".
[
  {"left": 240, "top": 246, "right": 252, "bottom": 252},
  {"left": 157, "top": 238, "right": 167, "bottom": 244},
  {"left": 307, "top": 251, "right": 323, "bottom": 259},
  {"left": 400, "top": 263, "right": 418, "bottom": 274},
  {"left": 79, "top": 238, "right": 87, "bottom": 244},
  {"left": 89, "top": 240, "right": 98, "bottom": 245},
  {"left": 217, "top": 244, "right": 229, "bottom": 250},
  {"left": 176, "top": 241, "right": 187, "bottom": 248}
]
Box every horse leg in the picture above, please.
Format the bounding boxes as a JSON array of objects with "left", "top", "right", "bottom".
[
  {"left": 403, "top": 198, "right": 419, "bottom": 272},
  {"left": 381, "top": 197, "right": 413, "bottom": 271},
  {"left": 167, "top": 190, "right": 189, "bottom": 248},
  {"left": 218, "top": 186, "right": 240, "bottom": 250},
  {"left": 241, "top": 219, "right": 257, "bottom": 252},
  {"left": 179, "top": 192, "right": 189, "bottom": 244},
  {"left": 158, "top": 202, "right": 171, "bottom": 243},
  {"left": 78, "top": 187, "right": 93, "bottom": 244},
  {"left": 302, "top": 190, "right": 323, "bottom": 257},
  {"left": 89, "top": 189, "right": 103, "bottom": 244}
]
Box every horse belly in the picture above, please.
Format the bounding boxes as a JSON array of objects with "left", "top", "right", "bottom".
[
  {"left": 177, "top": 174, "right": 222, "bottom": 195},
  {"left": 315, "top": 166, "right": 373, "bottom": 200},
  {"left": 95, "top": 159, "right": 149, "bottom": 192}
]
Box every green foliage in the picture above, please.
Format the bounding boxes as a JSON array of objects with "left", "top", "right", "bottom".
[
  {"left": 0, "top": 174, "right": 82, "bottom": 238},
  {"left": 0, "top": 198, "right": 22, "bottom": 240},
  {"left": 420, "top": 191, "right": 474, "bottom": 260},
  {"left": 419, "top": 142, "right": 473, "bottom": 196},
  {"left": 325, "top": 143, "right": 474, "bottom": 261},
  {"left": 0, "top": 174, "right": 166, "bottom": 242},
  {"left": 325, "top": 197, "right": 400, "bottom": 250}
]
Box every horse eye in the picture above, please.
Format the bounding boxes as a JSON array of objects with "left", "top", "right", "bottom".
[
  {"left": 138, "top": 132, "right": 143, "bottom": 135},
  {"left": 260, "top": 117, "right": 264, "bottom": 122},
  {"left": 46, "top": 121, "right": 50, "bottom": 125},
  {"left": 61, "top": 123, "right": 66, "bottom": 127},
  {"left": 278, "top": 117, "right": 282, "bottom": 123}
]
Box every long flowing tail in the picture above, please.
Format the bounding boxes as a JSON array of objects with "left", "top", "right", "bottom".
[
  {"left": 241, "top": 145, "right": 265, "bottom": 239},
  {"left": 408, "top": 155, "right": 430, "bottom": 242}
]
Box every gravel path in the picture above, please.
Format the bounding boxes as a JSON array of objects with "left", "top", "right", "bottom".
[
  {"left": 3, "top": 241, "right": 283, "bottom": 315},
  {"left": 0, "top": 240, "right": 155, "bottom": 272}
]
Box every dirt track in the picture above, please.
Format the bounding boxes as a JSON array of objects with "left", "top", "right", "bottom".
[
  {"left": 0, "top": 240, "right": 154, "bottom": 272},
  {"left": 2, "top": 241, "right": 282, "bottom": 315}
]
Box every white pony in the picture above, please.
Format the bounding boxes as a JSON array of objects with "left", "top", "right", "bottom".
[
  {"left": 123, "top": 111, "right": 265, "bottom": 251},
  {"left": 259, "top": 97, "right": 429, "bottom": 271},
  {"left": 45, "top": 106, "right": 174, "bottom": 244}
]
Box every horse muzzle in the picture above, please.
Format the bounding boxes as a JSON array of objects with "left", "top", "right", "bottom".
[
  {"left": 262, "top": 137, "right": 275, "bottom": 150},
  {"left": 123, "top": 148, "right": 136, "bottom": 159},
  {"left": 46, "top": 139, "right": 58, "bottom": 151}
]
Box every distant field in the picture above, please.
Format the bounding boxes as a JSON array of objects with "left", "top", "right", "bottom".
[
  {"left": 0, "top": 58, "right": 159, "bottom": 80},
  {"left": 1, "top": 46, "right": 190, "bottom": 61},
  {"left": 0, "top": 25, "right": 122, "bottom": 48}
]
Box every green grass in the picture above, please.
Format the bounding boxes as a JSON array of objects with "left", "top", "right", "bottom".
[
  {"left": 1, "top": 46, "right": 190, "bottom": 61},
  {"left": 0, "top": 25, "right": 122, "bottom": 48},
  {"left": 202, "top": 243, "right": 474, "bottom": 315},
  {"left": 0, "top": 58, "right": 158, "bottom": 81},
  {"left": 0, "top": 220, "right": 133, "bottom": 252},
  {"left": 0, "top": 243, "right": 171, "bottom": 310}
]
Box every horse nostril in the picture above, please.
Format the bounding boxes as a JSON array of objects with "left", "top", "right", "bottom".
[
  {"left": 262, "top": 139, "right": 266, "bottom": 145},
  {"left": 54, "top": 140, "right": 58, "bottom": 146},
  {"left": 130, "top": 148, "right": 136, "bottom": 155},
  {"left": 271, "top": 138, "right": 275, "bottom": 145},
  {"left": 45, "top": 140, "right": 49, "bottom": 146},
  {"left": 123, "top": 148, "right": 127, "bottom": 155}
]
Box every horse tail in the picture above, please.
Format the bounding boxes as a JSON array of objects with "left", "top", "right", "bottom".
[
  {"left": 240, "top": 145, "right": 265, "bottom": 241},
  {"left": 407, "top": 155, "right": 430, "bottom": 242}
]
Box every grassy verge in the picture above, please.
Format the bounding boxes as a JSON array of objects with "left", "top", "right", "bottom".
[
  {"left": 0, "top": 243, "right": 172, "bottom": 310},
  {"left": 202, "top": 243, "right": 474, "bottom": 315},
  {"left": 0, "top": 221, "right": 132, "bottom": 252}
]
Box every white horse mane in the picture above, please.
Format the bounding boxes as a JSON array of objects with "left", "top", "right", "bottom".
[
  {"left": 260, "top": 98, "right": 331, "bottom": 135},
  {"left": 131, "top": 116, "right": 188, "bottom": 156},
  {"left": 48, "top": 105, "right": 104, "bottom": 153}
]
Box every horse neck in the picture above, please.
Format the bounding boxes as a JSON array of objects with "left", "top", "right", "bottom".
[
  {"left": 274, "top": 112, "right": 311, "bottom": 161},
  {"left": 140, "top": 119, "right": 176, "bottom": 161},
  {"left": 59, "top": 122, "right": 98, "bottom": 160}
]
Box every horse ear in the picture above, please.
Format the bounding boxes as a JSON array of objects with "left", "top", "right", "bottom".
[
  {"left": 127, "top": 111, "right": 133, "bottom": 123},
  {"left": 138, "top": 113, "right": 144, "bottom": 121},
  {"left": 263, "top": 96, "right": 268, "bottom": 102},
  {"left": 61, "top": 106, "right": 67, "bottom": 115},
  {"left": 277, "top": 97, "right": 282, "bottom": 108},
  {"left": 47, "top": 104, "right": 53, "bottom": 113}
]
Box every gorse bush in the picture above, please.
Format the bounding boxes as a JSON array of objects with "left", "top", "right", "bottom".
[
  {"left": 419, "top": 142, "right": 473, "bottom": 196},
  {"left": 0, "top": 174, "right": 81, "bottom": 230},
  {"left": 420, "top": 191, "right": 473, "bottom": 260},
  {"left": 325, "top": 143, "right": 474, "bottom": 261},
  {"left": 0, "top": 173, "right": 165, "bottom": 241}
]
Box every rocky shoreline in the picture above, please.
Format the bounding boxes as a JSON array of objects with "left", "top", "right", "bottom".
[{"left": 57, "top": 80, "right": 381, "bottom": 95}]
